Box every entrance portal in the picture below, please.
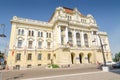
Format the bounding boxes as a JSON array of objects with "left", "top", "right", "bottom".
[
  {"left": 79, "top": 53, "right": 83, "bottom": 64},
  {"left": 71, "top": 53, "right": 75, "bottom": 64},
  {"left": 88, "top": 53, "right": 91, "bottom": 63}
]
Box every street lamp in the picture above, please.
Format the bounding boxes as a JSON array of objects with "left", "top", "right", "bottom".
[
  {"left": 98, "top": 34, "right": 107, "bottom": 66},
  {"left": 0, "top": 24, "right": 6, "bottom": 38}
]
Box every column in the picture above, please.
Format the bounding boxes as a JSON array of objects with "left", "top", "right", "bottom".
[
  {"left": 89, "top": 31, "right": 92, "bottom": 47},
  {"left": 65, "top": 27, "right": 68, "bottom": 44},
  {"left": 81, "top": 31, "right": 84, "bottom": 47},
  {"left": 73, "top": 29, "right": 76, "bottom": 47},
  {"left": 43, "top": 31, "right": 46, "bottom": 48},
  {"left": 58, "top": 26, "right": 61, "bottom": 45}
]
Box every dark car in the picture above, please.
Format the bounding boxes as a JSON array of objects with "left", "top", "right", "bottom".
[{"left": 112, "top": 62, "right": 120, "bottom": 68}]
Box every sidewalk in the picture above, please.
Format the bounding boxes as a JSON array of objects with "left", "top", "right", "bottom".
[{"left": 22, "top": 69, "right": 120, "bottom": 80}]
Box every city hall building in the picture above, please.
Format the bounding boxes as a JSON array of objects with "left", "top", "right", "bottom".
[{"left": 7, "top": 7, "right": 112, "bottom": 69}]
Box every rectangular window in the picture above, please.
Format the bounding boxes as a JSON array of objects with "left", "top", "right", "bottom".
[
  {"left": 93, "top": 31, "right": 97, "bottom": 35},
  {"left": 38, "top": 64, "right": 41, "bottom": 66},
  {"left": 28, "top": 54, "right": 32, "bottom": 60},
  {"left": 32, "top": 31, "right": 34, "bottom": 36},
  {"left": 16, "top": 53, "right": 21, "bottom": 61},
  {"left": 28, "top": 41, "right": 33, "bottom": 48},
  {"left": 49, "top": 33, "right": 51, "bottom": 38},
  {"left": 38, "top": 41, "right": 42, "bottom": 49},
  {"left": 16, "top": 65, "right": 20, "bottom": 70},
  {"left": 38, "top": 54, "right": 42, "bottom": 60},
  {"left": 47, "top": 42, "right": 50, "bottom": 48},
  {"left": 47, "top": 54, "right": 51, "bottom": 60},
  {"left": 17, "top": 40, "right": 22, "bottom": 48},
  {"left": 27, "top": 64, "right": 31, "bottom": 68}
]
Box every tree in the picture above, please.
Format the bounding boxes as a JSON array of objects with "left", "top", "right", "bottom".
[{"left": 113, "top": 52, "right": 120, "bottom": 62}]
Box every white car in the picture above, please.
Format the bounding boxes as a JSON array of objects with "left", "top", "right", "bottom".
[{"left": 106, "top": 61, "right": 116, "bottom": 66}]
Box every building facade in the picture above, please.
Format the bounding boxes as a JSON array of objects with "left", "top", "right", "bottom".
[{"left": 7, "top": 7, "right": 112, "bottom": 69}]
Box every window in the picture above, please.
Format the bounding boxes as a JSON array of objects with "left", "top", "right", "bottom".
[
  {"left": 17, "top": 40, "right": 22, "bottom": 48},
  {"left": 27, "top": 64, "right": 31, "bottom": 68},
  {"left": 32, "top": 31, "right": 34, "bottom": 36},
  {"left": 22, "top": 30, "right": 24, "bottom": 35},
  {"left": 93, "top": 31, "right": 97, "bottom": 35},
  {"left": 67, "top": 15, "right": 71, "bottom": 20},
  {"left": 41, "top": 32, "right": 43, "bottom": 37},
  {"left": 38, "top": 41, "right": 42, "bottom": 49},
  {"left": 18, "top": 29, "right": 24, "bottom": 35},
  {"left": 81, "top": 19, "right": 86, "bottom": 23},
  {"left": 16, "top": 53, "right": 21, "bottom": 61},
  {"left": 38, "top": 31, "right": 43, "bottom": 37},
  {"left": 28, "top": 30, "right": 34, "bottom": 36},
  {"left": 47, "top": 42, "right": 51, "bottom": 48},
  {"left": 38, "top": 54, "right": 42, "bottom": 60},
  {"left": 84, "top": 34, "right": 89, "bottom": 47},
  {"left": 38, "top": 64, "right": 41, "bottom": 66},
  {"left": 46, "top": 32, "right": 51, "bottom": 38},
  {"left": 61, "top": 35, "right": 64, "bottom": 45},
  {"left": 76, "top": 33, "right": 81, "bottom": 47},
  {"left": 68, "top": 31, "right": 73, "bottom": 46},
  {"left": 49, "top": 33, "right": 51, "bottom": 38},
  {"left": 16, "top": 65, "right": 20, "bottom": 70},
  {"left": 47, "top": 54, "right": 51, "bottom": 60},
  {"left": 46, "top": 32, "right": 48, "bottom": 38},
  {"left": 28, "top": 54, "right": 32, "bottom": 60},
  {"left": 28, "top": 41, "right": 33, "bottom": 48},
  {"left": 18, "top": 29, "right": 21, "bottom": 35},
  {"left": 38, "top": 32, "right": 40, "bottom": 37}
]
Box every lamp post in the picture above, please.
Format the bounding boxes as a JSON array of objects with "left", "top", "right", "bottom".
[
  {"left": 98, "top": 34, "right": 106, "bottom": 66},
  {"left": 0, "top": 24, "right": 6, "bottom": 38}
]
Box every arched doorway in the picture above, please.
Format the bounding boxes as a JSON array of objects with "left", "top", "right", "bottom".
[
  {"left": 79, "top": 53, "right": 83, "bottom": 64},
  {"left": 71, "top": 53, "right": 75, "bottom": 64},
  {"left": 88, "top": 53, "right": 91, "bottom": 63}
]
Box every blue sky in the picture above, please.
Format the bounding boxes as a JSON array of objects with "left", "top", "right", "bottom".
[{"left": 0, "top": 0, "right": 120, "bottom": 56}]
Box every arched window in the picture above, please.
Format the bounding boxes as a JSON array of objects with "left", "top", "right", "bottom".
[
  {"left": 22, "top": 29, "right": 24, "bottom": 35},
  {"left": 76, "top": 33, "right": 81, "bottom": 47},
  {"left": 38, "top": 31, "right": 40, "bottom": 37},
  {"left": 84, "top": 34, "right": 89, "bottom": 47},
  {"left": 32, "top": 31, "right": 34, "bottom": 36},
  {"left": 28, "top": 30, "right": 31, "bottom": 36},
  {"left": 18, "top": 29, "right": 21, "bottom": 35},
  {"left": 41, "top": 32, "right": 43, "bottom": 37},
  {"left": 68, "top": 31, "right": 73, "bottom": 46}
]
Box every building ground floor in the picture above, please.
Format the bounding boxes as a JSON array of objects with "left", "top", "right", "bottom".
[{"left": 7, "top": 48, "right": 112, "bottom": 70}]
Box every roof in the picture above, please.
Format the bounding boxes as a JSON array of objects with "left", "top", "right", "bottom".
[{"left": 63, "top": 7, "right": 74, "bottom": 14}]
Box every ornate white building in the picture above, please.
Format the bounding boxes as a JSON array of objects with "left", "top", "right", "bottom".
[{"left": 7, "top": 7, "right": 112, "bottom": 70}]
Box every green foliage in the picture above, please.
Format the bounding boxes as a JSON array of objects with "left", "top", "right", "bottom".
[
  {"left": 113, "top": 52, "right": 120, "bottom": 62},
  {"left": 52, "top": 64, "right": 59, "bottom": 68},
  {"left": 48, "top": 64, "right": 59, "bottom": 68}
]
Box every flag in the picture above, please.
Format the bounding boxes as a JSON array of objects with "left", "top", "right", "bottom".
[{"left": 12, "top": 50, "right": 14, "bottom": 56}]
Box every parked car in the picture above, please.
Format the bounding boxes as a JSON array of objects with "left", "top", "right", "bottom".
[
  {"left": 112, "top": 62, "right": 120, "bottom": 68},
  {"left": 106, "top": 61, "right": 116, "bottom": 66}
]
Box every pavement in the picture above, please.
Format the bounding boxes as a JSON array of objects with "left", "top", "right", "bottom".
[
  {"left": 0, "top": 64, "right": 120, "bottom": 80},
  {"left": 21, "top": 69, "right": 120, "bottom": 80}
]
